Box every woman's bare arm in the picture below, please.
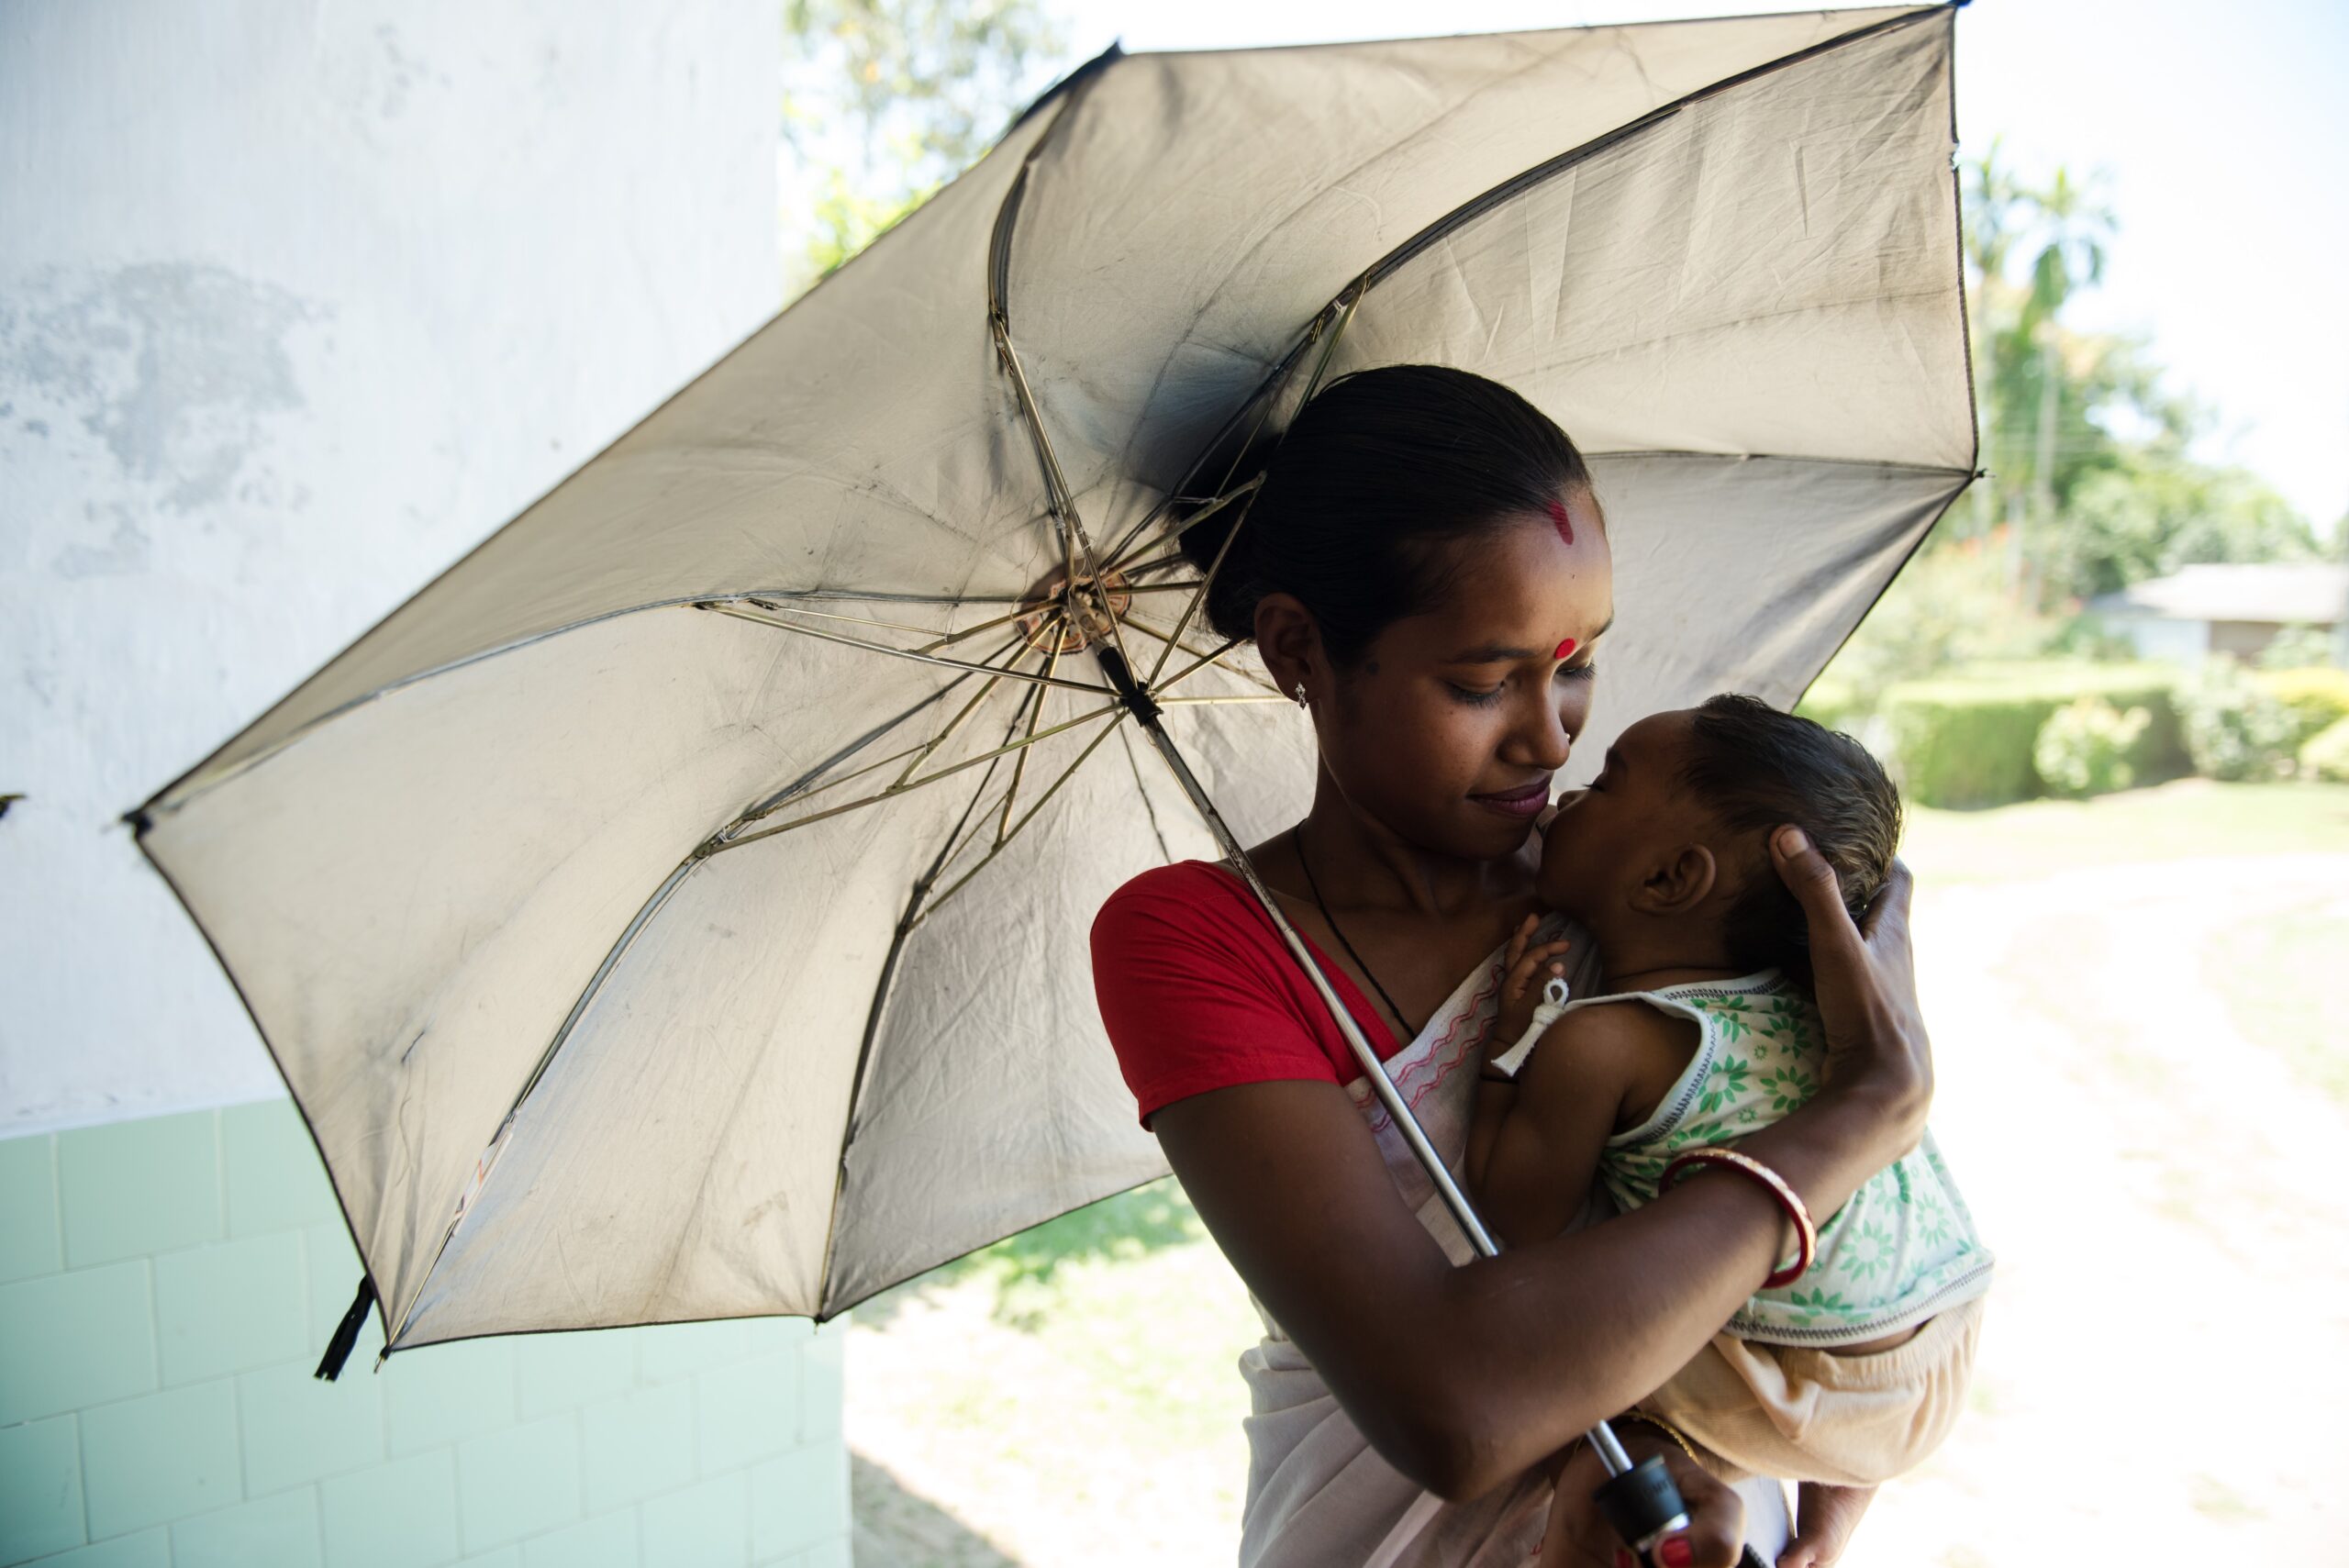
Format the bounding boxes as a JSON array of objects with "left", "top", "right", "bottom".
[{"left": 1161, "top": 1076, "right": 1788, "bottom": 1500}]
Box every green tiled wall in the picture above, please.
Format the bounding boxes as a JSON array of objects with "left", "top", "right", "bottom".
[{"left": 0, "top": 1106, "right": 850, "bottom": 1568}]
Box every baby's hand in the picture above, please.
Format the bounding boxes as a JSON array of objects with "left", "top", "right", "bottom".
[{"left": 1490, "top": 914, "right": 1572, "bottom": 1059}]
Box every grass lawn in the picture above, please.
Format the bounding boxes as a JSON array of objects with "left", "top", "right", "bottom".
[
  {"left": 1900, "top": 779, "right": 2349, "bottom": 884},
  {"left": 2206, "top": 891, "right": 2349, "bottom": 1108}
]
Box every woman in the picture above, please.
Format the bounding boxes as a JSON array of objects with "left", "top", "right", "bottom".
[{"left": 1090, "top": 366, "right": 1932, "bottom": 1568}]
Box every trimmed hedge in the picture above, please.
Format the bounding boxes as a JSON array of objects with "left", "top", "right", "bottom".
[
  {"left": 1875, "top": 662, "right": 2188, "bottom": 808},
  {"left": 2304, "top": 717, "right": 2349, "bottom": 784},
  {"left": 2254, "top": 667, "right": 2349, "bottom": 748}
]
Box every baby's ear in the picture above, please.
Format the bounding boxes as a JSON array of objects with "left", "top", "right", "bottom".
[{"left": 1631, "top": 842, "right": 1718, "bottom": 916}]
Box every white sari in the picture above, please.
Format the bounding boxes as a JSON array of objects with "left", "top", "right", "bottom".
[{"left": 1233, "top": 918, "right": 1790, "bottom": 1567}]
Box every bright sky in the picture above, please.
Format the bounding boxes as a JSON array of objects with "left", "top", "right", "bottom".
[{"left": 1047, "top": 0, "right": 2349, "bottom": 534}]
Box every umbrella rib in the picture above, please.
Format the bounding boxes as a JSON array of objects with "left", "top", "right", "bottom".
[
  {"left": 984, "top": 73, "right": 1144, "bottom": 687},
  {"left": 990, "top": 323, "right": 1141, "bottom": 675},
  {"left": 1138, "top": 479, "right": 1263, "bottom": 689},
  {"left": 1095, "top": 279, "right": 1346, "bottom": 579},
  {"left": 914, "top": 606, "right": 1037, "bottom": 655},
  {"left": 888, "top": 637, "right": 1043, "bottom": 789},
  {"left": 1152, "top": 638, "right": 1249, "bottom": 695},
  {"left": 142, "top": 593, "right": 1029, "bottom": 816},
  {"left": 1108, "top": 547, "right": 1193, "bottom": 581},
  {"left": 709, "top": 700, "right": 1123, "bottom": 853},
  {"left": 1158, "top": 693, "right": 1290, "bottom": 706},
  {"left": 733, "top": 628, "right": 1032, "bottom": 825},
  {"left": 723, "top": 600, "right": 958, "bottom": 639},
  {"left": 383, "top": 849, "right": 703, "bottom": 1346},
  {"left": 907, "top": 712, "right": 1130, "bottom": 931},
  {"left": 993, "top": 642, "right": 1061, "bottom": 846},
  {"left": 1120, "top": 611, "right": 1274, "bottom": 694},
  {"left": 741, "top": 586, "right": 1029, "bottom": 606},
  {"left": 1110, "top": 478, "right": 1256, "bottom": 584},
  {"left": 1097, "top": 302, "right": 1321, "bottom": 574},
  {"left": 703, "top": 602, "right": 1107, "bottom": 693}
]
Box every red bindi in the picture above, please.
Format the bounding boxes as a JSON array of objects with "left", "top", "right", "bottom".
[
  {"left": 1545, "top": 498, "right": 1575, "bottom": 546},
  {"left": 1554, "top": 637, "right": 1576, "bottom": 660}
]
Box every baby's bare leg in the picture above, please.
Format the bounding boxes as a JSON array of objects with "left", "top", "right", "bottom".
[{"left": 1782, "top": 1482, "right": 1876, "bottom": 1568}]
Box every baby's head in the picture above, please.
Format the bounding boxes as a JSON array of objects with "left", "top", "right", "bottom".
[{"left": 1539, "top": 695, "right": 1902, "bottom": 977}]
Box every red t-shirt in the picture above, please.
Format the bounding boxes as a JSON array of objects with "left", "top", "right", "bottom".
[{"left": 1090, "top": 860, "right": 1404, "bottom": 1129}]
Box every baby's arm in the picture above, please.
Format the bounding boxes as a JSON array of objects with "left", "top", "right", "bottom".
[{"left": 1468, "top": 1002, "right": 1691, "bottom": 1248}]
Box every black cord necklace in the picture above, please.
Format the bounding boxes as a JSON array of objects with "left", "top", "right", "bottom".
[{"left": 1292, "top": 822, "right": 1416, "bottom": 1042}]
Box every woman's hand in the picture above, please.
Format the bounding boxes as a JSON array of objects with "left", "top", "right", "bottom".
[
  {"left": 1769, "top": 827, "right": 1932, "bottom": 1167},
  {"left": 1540, "top": 1430, "right": 1748, "bottom": 1567}
]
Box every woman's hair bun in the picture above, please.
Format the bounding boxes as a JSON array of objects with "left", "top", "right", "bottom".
[{"left": 1166, "top": 365, "right": 1590, "bottom": 661}]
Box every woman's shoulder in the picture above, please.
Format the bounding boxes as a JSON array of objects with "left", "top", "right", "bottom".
[
  {"left": 1091, "top": 859, "right": 1345, "bottom": 1127},
  {"left": 1093, "top": 859, "right": 1256, "bottom": 942}
]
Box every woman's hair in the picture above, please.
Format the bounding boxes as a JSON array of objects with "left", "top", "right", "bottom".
[
  {"left": 1680, "top": 695, "right": 1903, "bottom": 977},
  {"left": 1175, "top": 364, "right": 1592, "bottom": 662}
]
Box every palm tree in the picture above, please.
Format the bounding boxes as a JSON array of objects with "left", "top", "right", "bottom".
[{"left": 1962, "top": 144, "right": 2116, "bottom": 595}]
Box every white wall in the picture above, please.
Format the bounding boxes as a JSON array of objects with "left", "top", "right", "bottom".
[
  {"left": 1, "top": 1, "right": 782, "bottom": 1133},
  {"left": 2110, "top": 614, "right": 2210, "bottom": 669}
]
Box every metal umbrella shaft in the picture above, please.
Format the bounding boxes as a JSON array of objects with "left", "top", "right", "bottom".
[{"left": 1096, "top": 650, "right": 1705, "bottom": 1561}]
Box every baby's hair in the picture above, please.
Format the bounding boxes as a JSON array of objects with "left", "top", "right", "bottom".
[{"left": 1680, "top": 695, "right": 1902, "bottom": 977}]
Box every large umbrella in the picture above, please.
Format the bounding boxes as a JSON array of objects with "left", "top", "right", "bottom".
[{"left": 132, "top": 3, "right": 1973, "bottom": 1367}]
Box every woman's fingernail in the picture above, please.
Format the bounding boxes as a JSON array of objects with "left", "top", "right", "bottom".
[
  {"left": 1658, "top": 1537, "right": 1696, "bottom": 1568},
  {"left": 1775, "top": 826, "right": 1809, "bottom": 856}
]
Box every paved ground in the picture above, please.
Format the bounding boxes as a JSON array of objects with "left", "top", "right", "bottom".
[
  {"left": 1854, "top": 853, "right": 2349, "bottom": 1564},
  {"left": 847, "top": 849, "right": 2349, "bottom": 1564}
]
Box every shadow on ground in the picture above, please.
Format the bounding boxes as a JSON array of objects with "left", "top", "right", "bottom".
[{"left": 852, "top": 1450, "right": 1024, "bottom": 1567}]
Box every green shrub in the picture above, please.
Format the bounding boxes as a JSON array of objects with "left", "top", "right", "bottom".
[
  {"left": 1876, "top": 662, "right": 2187, "bottom": 808},
  {"left": 2033, "top": 697, "right": 2152, "bottom": 797},
  {"left": 2254, "top": 667, "right": 2349, "bottom": 747},
  {"left": 2303, "top": 717, "right": 2349, "bottom": 784},
  {"left": 2179, "top": 659, "right": 2300, "bottom": 781},
  {"left": 2258, "top": 626, "right": 2336, "bottom": 671}
]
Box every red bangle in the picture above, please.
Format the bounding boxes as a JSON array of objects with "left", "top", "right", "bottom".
[{"left": 1659, "top": 1147, "right": 1817, "bottom": 1289}]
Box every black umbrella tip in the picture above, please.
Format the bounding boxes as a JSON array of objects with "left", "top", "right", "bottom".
[{"left": 1005, "top": 40, "right": 1125, "bottom": 139}]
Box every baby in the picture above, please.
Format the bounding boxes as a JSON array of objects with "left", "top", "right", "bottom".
[{"left": 1464, "top": 695, "right": 1992, "bottom": 1564}]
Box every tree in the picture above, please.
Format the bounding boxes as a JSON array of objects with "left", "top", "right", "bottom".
[
  {"left": 1963, "top": 143, "right": 2118, "bottom": 552},
  {"left": 781, "top": 0, "right": 1069, "bottom": 290},
  {"left": 1953, "top": 147, "right": 2319, "bottom": 608},
  {"left": 1828, "top": 147, "right": 2322, "bottom": 699}
]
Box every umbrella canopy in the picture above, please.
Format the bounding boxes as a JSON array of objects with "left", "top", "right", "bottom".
[{"left": 133, "top": 3, "right": 1974, "bottom": 1354}]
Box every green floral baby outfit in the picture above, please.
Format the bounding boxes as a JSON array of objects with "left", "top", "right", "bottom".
[{"left": 1520, "top": 970, "right": 1991, "bottom": 1348}]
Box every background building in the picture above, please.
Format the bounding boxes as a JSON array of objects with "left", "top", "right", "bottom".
[
  {"left": 1, "top": 6, "right": 850, "bottom": 1563},
  {"left": 2088, "top": 562, "right": 2349, "bottom": 667}
]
